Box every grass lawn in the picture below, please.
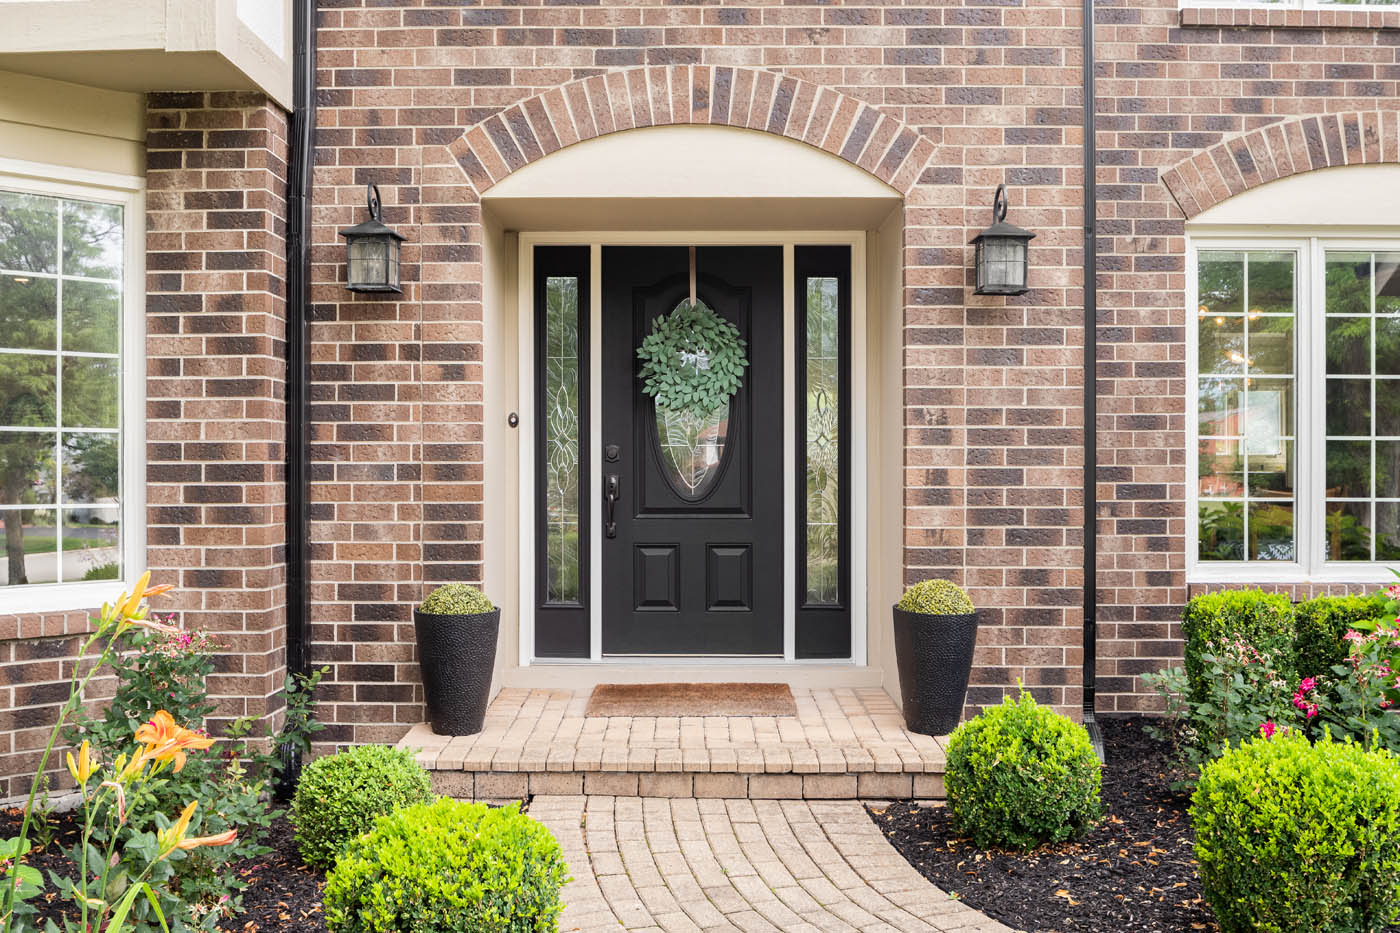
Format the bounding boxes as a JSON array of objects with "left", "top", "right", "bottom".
[{"left": 19, "top": 535, "right": 109, "bottom": 555}]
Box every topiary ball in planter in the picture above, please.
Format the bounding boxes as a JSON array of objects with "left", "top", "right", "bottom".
[
  {"left": 415, "top": 583, "right": 501, "bottom": 736},
  {"left": 1191, "top": 730, "right": 1400, "bottom": 933},
  {"left": 421, "top": 583, "right": 494, "bottom": 615},
  {"left": 291, "top": 744, "right": 434, "bottom": 870},
  {"left": 892, "top": 578, "right": 979, "bottom": 735},
  {"left": 945, "top": 692, "right": 1103, "bottom": 850},
  {"left": 325, "top": 798, "right": 571, "bottom": 933},
  {"left": 897, "top": 579, "right": 975, "bottom": 615}
]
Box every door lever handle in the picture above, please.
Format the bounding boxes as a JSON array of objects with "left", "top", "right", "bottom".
[{"left": 605, "top": 474, "right": 620, "bottom": 539}]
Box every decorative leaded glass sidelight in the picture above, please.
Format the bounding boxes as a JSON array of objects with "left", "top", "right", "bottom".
[
  {"left": 794, "top": 246, "right": 851, "bottom": 659},
  {"left": 804, "top": 277, "right": 840, "bottom": 604},
  {"left": 543, "top": 275, "right": 581, "bottom": 602},
  {"left": 533, "top": 247, "right": 590, "bottom": 658}
]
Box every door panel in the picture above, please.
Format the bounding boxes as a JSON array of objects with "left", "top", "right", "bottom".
[{"left": 601, "top": 246, "right": 783, "bottom": 655}]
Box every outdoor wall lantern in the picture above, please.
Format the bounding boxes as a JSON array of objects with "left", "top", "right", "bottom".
[
  {"left": 972, "top": 183, "right": 1036, "bottom": 296},
  {"left": 340, "top": 183, "right": 404, "bottom": 293}
]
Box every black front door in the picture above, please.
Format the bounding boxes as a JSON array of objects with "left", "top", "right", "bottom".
[{"left": 601, "top": 246, "right": 783, "bottom": 655}]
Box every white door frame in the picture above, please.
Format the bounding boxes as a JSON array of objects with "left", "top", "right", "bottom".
[{"left": 516, "top": 231, "right": 868, "bottom": 666}]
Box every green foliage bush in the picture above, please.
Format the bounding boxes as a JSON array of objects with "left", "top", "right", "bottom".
[
  {"left": 420, "top": 583, "right": 494, "bottom": 615},
  {"left": 291, "top": 745, "right": 434, "bottom": 869},
  {"left": 67, "top": 624, "right": 326, "bottom": 931},
  {"left": 944, "top": 692, "right": 1102, "bottom": 850},
  {"left": 1294, "top": 593, "right": 1386, "bottom": 679},
  {"left": 1192, "top": 730, "right": 1400, "bottom": 933},
  {"left": 324, "top": 798, "right": 570, "bottom": 933},
  {"left": 1181, "top": 589, "right": 1294, "bottom": 707},
  {"left": 896, "top": 579, "right": 974, "bottom": 615}
]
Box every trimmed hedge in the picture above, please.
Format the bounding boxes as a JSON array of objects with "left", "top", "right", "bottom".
[
  {"left": 325, "top": 798, "right": 570, "bottom": 933},
  {"left": 291, "top": 745, "right": 435, "bottom": 869},
  {"left": 1192, "top": 730, "right": 1400, "bottom": 933},
  {"left": 1182, "top": 589, "right": 1294, "bottom": 707},
  {"left": 945, "top": 692, "right": 1103, "bottom": 850},
  {"left": 1294, "top": 593, "right": 1386, "bottom": 680}
]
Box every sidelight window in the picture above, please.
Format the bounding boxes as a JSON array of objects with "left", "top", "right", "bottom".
[
  {"left": 795, "top": 246, "right": 851, "bottom": 657},
  {"left": 533, "top": 246, "right": 590, "bottom": 656}
]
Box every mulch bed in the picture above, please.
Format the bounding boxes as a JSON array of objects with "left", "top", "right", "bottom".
[
  {"left": 868, "top": 716, "right": 1216, "bottom": 933},
  {"left": 0, "top": 809, "right": 327, "bottom": 933}
]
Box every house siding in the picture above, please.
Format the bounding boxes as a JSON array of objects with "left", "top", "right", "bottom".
[{"left": 0, "top": 0, "right": 1396, "bottom": 794}]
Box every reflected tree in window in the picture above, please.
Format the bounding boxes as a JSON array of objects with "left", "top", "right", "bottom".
[{"left": 0, "top": 190, "right": 122, "bottom": 586}]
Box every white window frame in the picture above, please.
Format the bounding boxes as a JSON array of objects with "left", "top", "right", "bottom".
[
  {"left": 1188, "top": 232, "right": 1400, "bottom": 584},
  {"left": 0, "top": 157, "right": 145, "bottom": 614}
]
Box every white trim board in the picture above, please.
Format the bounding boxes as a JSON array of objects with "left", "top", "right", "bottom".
[{"left": 516, "top": 231, "right": 869, "bottom": 666}]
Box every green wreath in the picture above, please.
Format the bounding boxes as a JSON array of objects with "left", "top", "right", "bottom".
[{"left": 636, "top": 299, "right": 749, "bottom": 415}]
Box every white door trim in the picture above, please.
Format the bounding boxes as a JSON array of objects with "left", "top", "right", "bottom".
[{"left": 517, "top": 231, "right": 868, "bottom": 666}]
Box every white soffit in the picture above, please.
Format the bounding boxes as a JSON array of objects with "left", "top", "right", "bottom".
[
  {"left": 1188, "top": 163, "right": 1400, "bottom": 230},
  {"left": 484, "top": 125, "right": 902, "bottom": 230}
]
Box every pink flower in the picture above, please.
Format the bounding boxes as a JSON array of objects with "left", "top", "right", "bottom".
[
  {"left": 1298, "top": 677, "right": 1317, "bottom": 694},
  {"left": 1259, "top": 721, "right": 1277, "bottom": 739}
]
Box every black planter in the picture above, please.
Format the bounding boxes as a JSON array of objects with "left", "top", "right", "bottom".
[
  {"left": 891, "top": 606, "right": 980, "bottom": 736},
  {"left": 412, "top": 607, "right": 501, "bottom": 736}
]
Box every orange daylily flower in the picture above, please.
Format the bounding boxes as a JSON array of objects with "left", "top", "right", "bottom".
[
  {"left": 156, "top": 801, "right": 238, "bottom": 859},
  {"left": 176, "top": 829, "right": 238, "bottom": 851},
  {"left": 135, "top": 710, "right": 215, "bottom": 773},
  {"left": 102, "top": 571, "right": 176, "bottom": 626},
  {"left": 66, "top": 740, "right": 94, "bottom": 786}
]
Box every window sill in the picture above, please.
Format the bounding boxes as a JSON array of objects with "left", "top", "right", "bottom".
[
  {"left": 1179, "top": 6, "right": 1400, "bottom": 28},
  {"left": 1188, "top": 563, "right": 1398, "bottom": 586},
  {"left": 0, "top": 581, "right": 129, "bottom": 635}
]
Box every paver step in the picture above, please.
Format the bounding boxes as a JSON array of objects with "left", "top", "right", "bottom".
[{"left": 398, "top": 687, "right": 949, "bottom": 800}]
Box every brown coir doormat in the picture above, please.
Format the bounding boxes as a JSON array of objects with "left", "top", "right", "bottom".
[{"left": 585, "top": 682, "right": 797, "bottom": 718}]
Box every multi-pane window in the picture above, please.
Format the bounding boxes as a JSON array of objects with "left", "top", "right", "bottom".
[
  {"left": 1193, "top": 240, "right": 1400, "bottom": 576},
  {"left": 0, "top": 187, "right": 125, "bottom": 590},
  {"left": 1323, "top": 250, "right": 1400, "bottom": 562},
  {"left": 1195, "top": 250, "right": 1297, "bottom": 563}
]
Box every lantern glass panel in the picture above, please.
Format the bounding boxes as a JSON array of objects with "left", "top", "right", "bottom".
[
  {"left": 980, "top": 236, "right": 1025, "bottom": 292},
  {"left": 347, "top": 235, "right": 400, "bottom": 291}
]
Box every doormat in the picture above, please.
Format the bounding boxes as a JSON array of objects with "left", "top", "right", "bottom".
[{"left": 585, "top": 683, "right": 797, "bottom": 718}]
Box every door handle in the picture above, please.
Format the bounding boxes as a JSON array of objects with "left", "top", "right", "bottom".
[{"left": 605, "top": 474, "right": 620, "bottom": 539}]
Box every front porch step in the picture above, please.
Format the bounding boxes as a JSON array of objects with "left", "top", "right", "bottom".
[{"left": 399, "top": 687, "right": 948, "bottom": 800}]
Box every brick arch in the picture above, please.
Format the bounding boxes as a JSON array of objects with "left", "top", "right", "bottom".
[
  {"left": 445, "top": 65, "right": 934, "bottom": 198},
  {"left": 1161, "top": 110, "right": 1400, "bottom": 219}
]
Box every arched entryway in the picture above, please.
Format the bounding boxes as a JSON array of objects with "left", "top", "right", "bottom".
[{"left": 446, "top": 72, "right": 924, "bottom": 688}]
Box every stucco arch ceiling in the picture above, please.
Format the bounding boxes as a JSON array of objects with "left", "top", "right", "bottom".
[
  {"left": 481, "top": 124, "right": 903, "bottom": 231},
  {"left": 1188, "top": 162, "right": 1400, "bottom": 230}
]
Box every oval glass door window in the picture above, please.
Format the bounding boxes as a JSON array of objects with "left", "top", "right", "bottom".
[{"left": 655, "top": 401, "right": 729, "bottom": 499}]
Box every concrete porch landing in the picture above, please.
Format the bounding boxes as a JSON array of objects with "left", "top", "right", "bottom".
[{"left": 400, "top": 687, "right": 948, "bottom": 800}]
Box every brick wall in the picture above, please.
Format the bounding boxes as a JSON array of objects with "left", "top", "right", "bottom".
[
  {"left": 308, "top": 0, "right": 1090, "bottom": 741},
  {"left": 1093, "top": 0, "right": 1400, "bottom": 711},
  {"left": 144, "top": 92, "right": 291, "bottom": 733},
  {"left": 0, "top": 92, "right": 291, "bottom": 800}
]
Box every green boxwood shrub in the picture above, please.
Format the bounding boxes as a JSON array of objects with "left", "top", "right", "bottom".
[
  {"left": 1182, "top": 589, "right": 1294, "bottom": 707},
  {"left": 896, "top": 579, "right": 974, "bottom": 615},
  {"left": 1192, "top": 730, "right": 1400, "bottom": 933},
  {"left": 421, "top": 583, "right": 494, "bottom": 615},
  {"left": 944, "top": 692, "right": 1102, "bottom": 849},
  {"left": 291, "top": 744, "right": 434, "bottom": 869},
  {"left": 325, "top": 798, "right": 570, "bottom": 933},
  {"left": 1294, "top": 593, "right": 1386, "bottom": 679}
]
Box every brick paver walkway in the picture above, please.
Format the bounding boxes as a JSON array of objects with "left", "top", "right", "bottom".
[{"left": 529, "top": 795, "right": 1016, "bottom": 933}]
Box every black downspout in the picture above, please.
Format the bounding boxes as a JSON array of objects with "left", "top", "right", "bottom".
[
  {"left": 279, "top": 0, "right": 317, "bottom": 799},
  {"left": 1082, "top": 0, "right": 1103, "bottom": 761}
]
